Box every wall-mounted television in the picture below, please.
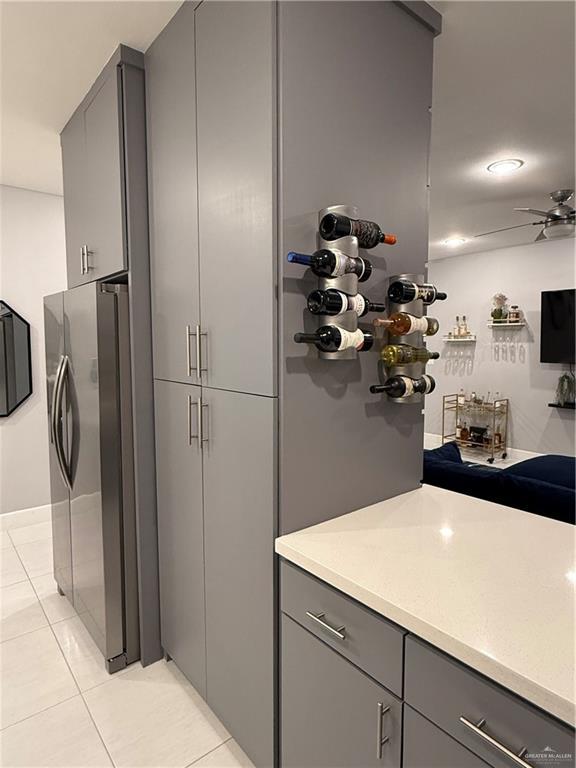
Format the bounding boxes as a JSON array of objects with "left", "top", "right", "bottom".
[{"left": 540, "top": 289, "right": 575, "bottom": 364}]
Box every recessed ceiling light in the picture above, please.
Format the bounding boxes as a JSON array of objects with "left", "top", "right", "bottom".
[
  {"left": 443, "top": 237, "right": 467, "bottom": 247},
  {"left": 486, "top": 158, "right": 524, "bottom": 176}
]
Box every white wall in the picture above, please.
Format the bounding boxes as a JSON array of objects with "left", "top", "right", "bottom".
[
  {"left": 0, "top": 185, "right": 66, "bottom": 514},
  {"left": 424, "top": 237, "right": 575, "bottom": 456}
]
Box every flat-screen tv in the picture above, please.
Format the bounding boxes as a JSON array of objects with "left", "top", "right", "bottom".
[{"left": 540, "top": 289, "right": 575, "bottom": 364}]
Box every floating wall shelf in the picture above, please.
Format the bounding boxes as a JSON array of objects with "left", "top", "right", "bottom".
[
  {"left": 443, "top": 335, "right": 477, "bottom": 343},
  {"left": 487, "top": 322, "right": 526, "bottom": 329}
]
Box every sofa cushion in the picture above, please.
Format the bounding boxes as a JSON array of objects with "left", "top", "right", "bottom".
[
  {"left": 501, "top": 455, "right": 575, "bottom": 490},
  {"left": 425, "top": 441, "right": 463, "bottom": 464}
]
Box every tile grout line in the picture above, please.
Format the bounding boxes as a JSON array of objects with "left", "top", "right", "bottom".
[
  {"left": 78, "top": 691, "right": 117, "bottom": 768},
  {"left": 0, "top": 692, "right": 81, "bottom": 734},
  {"left": 184, "top": 736, "right": 234, "bottom": 768}
]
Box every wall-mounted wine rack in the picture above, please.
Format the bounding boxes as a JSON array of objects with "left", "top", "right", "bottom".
[
  {"left": 379, "top": 273, "right": 426, "bottom": 404},
  {"left": 316, "top": 204, "right": 360, "bottom": 361}
]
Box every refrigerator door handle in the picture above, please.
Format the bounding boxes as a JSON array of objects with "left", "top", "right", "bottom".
[
  {"left": 50, "top": 355, "right": 64, "bottom": 445},
  {"left": 52, "top": 355, "right": 72, "bottom": 490}
]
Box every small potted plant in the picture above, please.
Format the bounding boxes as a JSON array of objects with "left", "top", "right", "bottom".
[{"left": 491, "top": 293, "right": 509, "bottom": 323}]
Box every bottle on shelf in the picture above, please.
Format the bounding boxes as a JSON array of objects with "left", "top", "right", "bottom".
[
  {"left": 294, "top": 325, "right": 374, "bottom": 353},
  {"left": 307, "top": 289, "right": 385, "bottom": 317},
  {"left": 370, "top": 374, "right": 435, "bottom": 398},
  {"left": 387, "top": 280, "right": 447, "bottom": 305},
  {"left": 287, "top": 249, "right": 372, "bottom": 282},
  {"left": 460, "top": 315, "right": 469, "bottom": 336},
  {"left": 380, "top": 343, "right": 440, "bottom": 367},
  {"left": 456, "top": 420, "right": 462, "bottom": 440},
  {"left": 484, "top": 424, "right": 492, "bottom": 447},
  {"left": 374, "top": 312, "right": 439, "bottom": 337},
  {"left": 460, "top": 422, "right": 470, "bottom": 442},
  {"left": 457, "top": 388, "right": 465, "bottom": 406},
  {"left": 319, "top": 213, "right": 397, "bottom": 249},
  {"left": 453, "top": 315, "right": 460, "bottom": 337}
]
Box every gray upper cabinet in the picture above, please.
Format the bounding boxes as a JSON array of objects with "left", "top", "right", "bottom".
[
  {"left": 146, "top": 3, "right": 201, "bottom": 384},
  {"left": 202, "top": 387, "right": 276, "bottom": 767},
  {"left": 196, "top": 0, "right": 276, "bottom": 396},
  {"left": 281, "top": 614, "right": 402, "bottom": 768},
  {"left": 61, "top": 46, "right": 146, "bottom": 289},
  {"left": 154, "top": 379, "right": 206, "bottom": 696}
]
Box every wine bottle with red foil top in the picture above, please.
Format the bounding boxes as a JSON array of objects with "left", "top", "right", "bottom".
[
  {"left": 307, "top": 289, "right": 386, "bottom": 318},
  {"left": 294, "top": 325, "right": 374, "bottom": 353},
  {"left": 374, "top": 312, "right": 439, "bottom": 337},
  {"left": 387, "top": 280, "right": 447, "bottom": 305},
  {"left": 287, "top": 250, "right": 372, "bottom": 282},
  {"left": 319, "top": 213, "right": 397, "bottom": 249},
  {"left": 370, "top": 374, "right": 436, "bottom": 397}
]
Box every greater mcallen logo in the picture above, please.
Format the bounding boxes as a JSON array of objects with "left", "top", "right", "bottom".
[{"left": 525, "top": 746, "right": 574, "bottom": 765}]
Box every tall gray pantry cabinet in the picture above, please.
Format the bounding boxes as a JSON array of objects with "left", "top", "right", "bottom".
[{"left": 146, "top": 2, "right": 439, "bottom": 766}]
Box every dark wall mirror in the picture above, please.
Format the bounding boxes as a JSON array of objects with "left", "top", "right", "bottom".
[{"left": 0, "top": 300, "right": 32, "bottom": 416}]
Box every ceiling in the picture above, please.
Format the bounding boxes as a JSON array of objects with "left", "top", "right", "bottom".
[
  {"left": 1, "top": 0, "right": 574, "bottom": 261},
  {"left": 0, "top": 1, "right": 182, "bottom": 196},
  {"left": 428, "top": 1, "right": 575, "bottom": 260}
]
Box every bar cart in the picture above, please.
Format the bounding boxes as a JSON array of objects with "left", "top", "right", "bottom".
[{"left": 442, "top": 393, "right": 509, "bottom": 463}]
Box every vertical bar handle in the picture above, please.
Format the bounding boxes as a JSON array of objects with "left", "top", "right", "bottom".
[
  {"left": 80, "top": 246, "right": 86, "bottom": 275},
  {"left": 201, "top": 402, "right": 209, "bottom": 443},
  {"left": 187, "top": 396, "right": 199, "bottom": 445},
  {"left": 186, "top": 325, "right": 194, "bottom": 377},
  {"left": 376, "top": 703, "right": 390, "bottom": 759}
]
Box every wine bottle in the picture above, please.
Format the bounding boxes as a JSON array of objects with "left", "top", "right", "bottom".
[
  {"left": 370, "top": 374, "right": 435, "bottom": 397},
  {"left": 294, "top": 325, "right": 374, "bottom": 353},
  {"left": 374, "top": 312, "right": 439, "bottom": 337},
  {"left": 287, "top": 249, "right": 372, "bottom": 282},
  {"left": 307, "top": 289, "right": 386, "bottom": 318},
  {"left": 387, "top": 280, "right": 447, "bottom": 305},
  {"left": 381, "top": 343, "right": 440, "bottom": 367},
  {"left": 319, "top": 213, "right": 397, "bottom": 249}
]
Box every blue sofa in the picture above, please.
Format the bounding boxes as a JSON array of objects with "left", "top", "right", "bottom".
[{"left": 423, "top": 442, "right": 575, "bottom": 525}]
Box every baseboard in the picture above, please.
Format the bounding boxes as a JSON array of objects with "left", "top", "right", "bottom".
[{"left": 0, "top": 503, "right": 52, "bottom": 531}]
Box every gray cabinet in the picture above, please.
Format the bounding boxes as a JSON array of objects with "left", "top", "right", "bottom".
[
  {"left": 203, "top": 388, "right": 276, "bottom": 767},
  {"left": 403, "top": 705, "right": 490, "bottom": 768},
  {"left": 195, "top": 0, "right": 276, "bottom": 397},
  {"left": 61, "top": 46, "right": 146, "bottom": 288},
  {"left": 281, "top": 614, "right": 402, "bottom": 768},
  {"left": 146, "top": 3, "right": 201, "bottom": 384},
  {"left": 154, "top": 379, "right": 206, "bottom": 696}
]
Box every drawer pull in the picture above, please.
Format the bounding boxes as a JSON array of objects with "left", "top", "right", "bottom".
[
  {"left": 459, "top": 716, "right": 532, "bottom": 768},
  {"left": 305, "top": 611, "right": 346, "bottom": 640},
  {"left": 377, "top": 702, "right": 390, "bottom": 759}
]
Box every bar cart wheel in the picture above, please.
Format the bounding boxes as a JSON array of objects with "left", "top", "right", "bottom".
[
  {"left": 57, "top": 584, "right": 65, "bottom": 596},
  {"left": 502, "top": 452, "right": 508, "bottom": 459},
  {"left": 487, "top": 457, "right": 495, "bottom": 464}
]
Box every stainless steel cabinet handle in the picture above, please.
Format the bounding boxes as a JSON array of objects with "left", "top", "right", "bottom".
[
  {"left": 188, "top": 396, "right": 199, "bottom": 445},
  {"left": 84, "top": 245, "right": 93, "bottom": 272},
  {"left": 197, "top": 398, "right": 203, "bottom": 445},
  {"left": 201, "top": 402, "right": 209, "bottom": 443},
  {"left": 199, "top": 328, "right": 208, "bottom": 373},
  {"left": 377, "top": 703, "right": 390, "bottom": 759},
  {"left": 80, "top": 246, "right": 86, "bottom": 275},
  {"left": 459, "top": 716, "right": 531, "bottom": 767},
  {"left": 305, "top": 611, "right": 346, "bottom": 640},
  {"left": 186, "top": 326, "right": 194, "bottom": 377}
]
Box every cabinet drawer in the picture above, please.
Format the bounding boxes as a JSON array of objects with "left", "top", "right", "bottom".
[
  {"left": 280, "top": 562, "right": 405, "bottom": 697},
  {"left": 403, "top": 705, "right": 490, "bottom": 768},
  {"left": 405, "top": 637, "right": 574, "bottom": 768},
  {"left": 281, "top": 614, "right": 401, "bottom": 768}
]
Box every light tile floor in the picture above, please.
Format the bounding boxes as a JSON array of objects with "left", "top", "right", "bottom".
[{"left": 0, "top": 513, "right": 254, "bottom": 768}]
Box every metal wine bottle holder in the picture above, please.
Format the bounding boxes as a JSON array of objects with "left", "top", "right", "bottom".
[
  {"left": 316, "top": 204, "right": 360, "bottom": 360},
  {"left": 378, "top": 273, "right": 426, "bottom": 404}
]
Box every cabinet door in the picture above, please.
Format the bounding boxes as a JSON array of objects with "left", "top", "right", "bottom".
[
  {"left": 195, "top": 0, "right": 276, "bottom": 396},
  {"left": 146, "top": 3, "right": 201, "bottom": 383},
  {"left": 154, "top": 379, "right": 206, "bottom": 696},
  {"left": 403, "top": 705, "right": 491, "bottom": 768},
  {"left": 202, "top": 387, "right": 275, "bottom": 767},
  {"left": 61, "top": 111, "right": 88, "bottom": 288},
  {"left": 281, "top": 614, "right": 402, "bottom": 768},
  {"left": 83, "top": 68, "right": 127, "bottom": 281}
]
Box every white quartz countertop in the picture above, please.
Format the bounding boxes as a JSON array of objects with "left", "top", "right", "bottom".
[{"left": 275, "top": 484, "right": 576, "bottom": 726}]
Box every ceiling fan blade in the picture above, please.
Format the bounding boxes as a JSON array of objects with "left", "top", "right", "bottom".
[
  {"left": 473, "top": 222, "right": 540, "bottom": 238},
  {"left": 535, "top": 229, "right": 547, "bottom": 242},
  {"left": 514, "top": 207, "right": 550, "bottom": 217}
]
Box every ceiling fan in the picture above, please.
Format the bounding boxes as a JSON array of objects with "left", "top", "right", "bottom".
[{"left": 474, "top": 189, "right": 576, "bottom": 242}]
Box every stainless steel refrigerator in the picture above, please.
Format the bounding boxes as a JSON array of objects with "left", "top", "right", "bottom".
[{"left": 44, "top": 281, "right": 139, "bottom": 672}]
